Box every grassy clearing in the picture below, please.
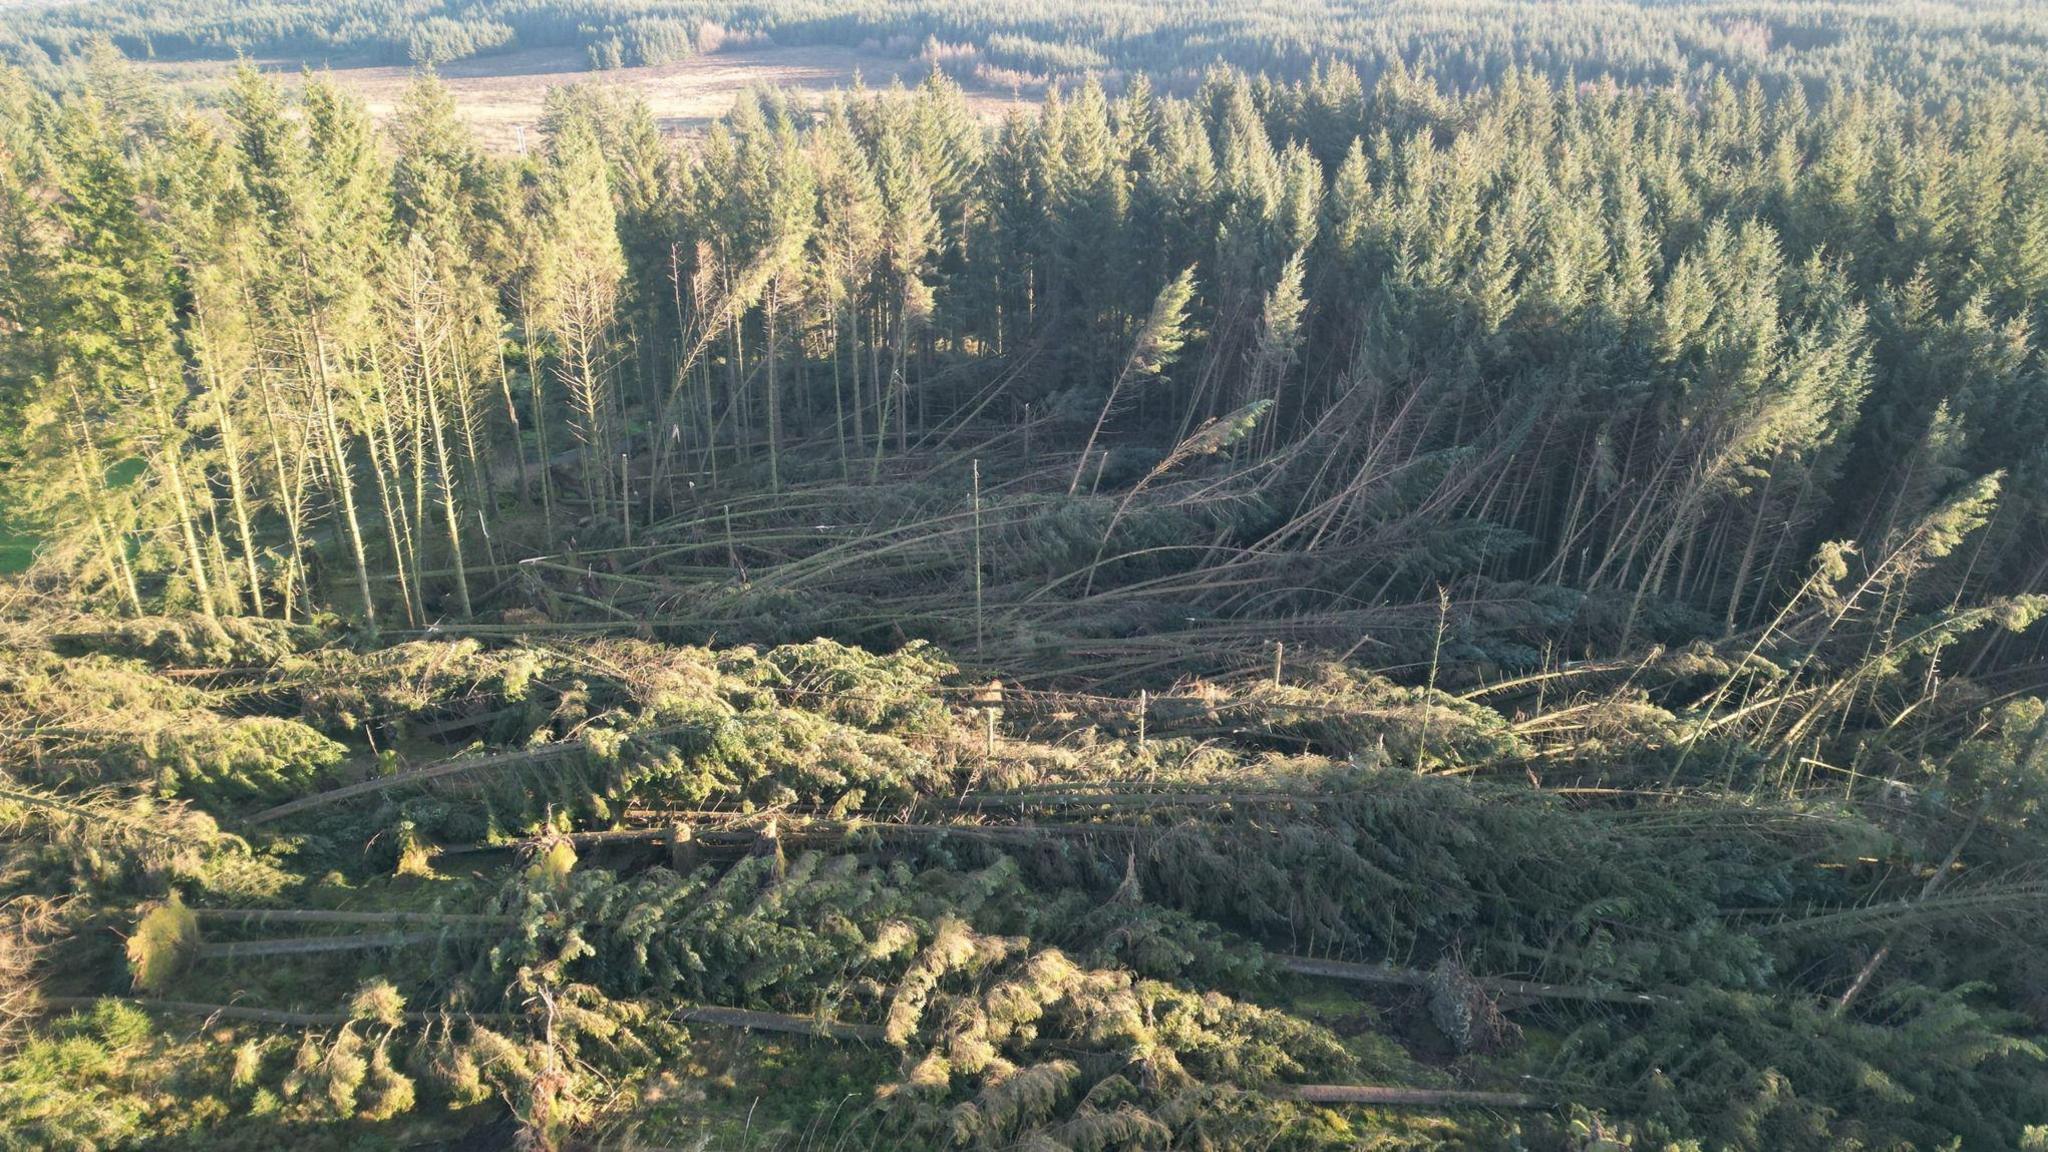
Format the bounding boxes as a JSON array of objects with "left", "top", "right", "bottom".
[{"left": 141, "top": 44, "right": 1030, "bottom": 150}]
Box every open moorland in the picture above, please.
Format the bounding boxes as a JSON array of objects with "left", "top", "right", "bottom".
[{"left": 146, "top": 43, "right": 1033, "bottom": 148}]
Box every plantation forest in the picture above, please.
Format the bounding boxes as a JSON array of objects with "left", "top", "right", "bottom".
[{"left": 5, "top": 1, "right": 2048, "bottom": 1149}]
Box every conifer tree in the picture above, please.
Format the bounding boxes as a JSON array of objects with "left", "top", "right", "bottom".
[
  {"left": 811, "top": 102, "right": 885, "bottom": 474},
  {"left": 533, "top": 114, "right": 626, "bottom": 524}
]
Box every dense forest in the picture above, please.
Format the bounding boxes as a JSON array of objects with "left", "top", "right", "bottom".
[
  {"left": 13, "top": 0, "right": 2048, "bottom": 94},
  {"left": 2, "top": 1, "right": 2048, "bottom": 1149}
]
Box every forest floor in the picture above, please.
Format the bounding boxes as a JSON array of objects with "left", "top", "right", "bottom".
[
  {"left": 6, "top": 614, "right": 2039, "bottom": 1150},
  {"left": 142, "top": 44, "right": 1034, "bottom": 150}
]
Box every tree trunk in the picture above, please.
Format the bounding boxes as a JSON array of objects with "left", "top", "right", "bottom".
[
  {"left": 254, "top": 366, "right": 310, "bottom": 621},
  {"left": 831, "top": 309, "right": 848, "bottom": 479},
  {"left": 354, "top": 376, "right": 421, "bottom": 627},
  {"left": 68, "top": 438, "right": 142, "bottom": 617},
  {"left": 424, "top": 368, "right": 473, "bottom": 619},
  {"left": 522, "top": 306, "right": 557, "bottom": 546},
  {"left": 207, "top": 373, "right": 266, "bottom": 616},
  {"left": 308, "top": 325, "right": 378, "bottom": 636},
  {"left": 143, "top": 374, "right": 217, "bottom": 618},
  {"left": 765, "top": 279, "right": 781, "bottom": 492}
]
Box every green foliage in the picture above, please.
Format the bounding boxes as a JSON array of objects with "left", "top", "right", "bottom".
[
  {"left": 7, "top": 20, "right": 2048, "bottom": 690},
  {"left": 280, "top": 639, "right": 549, "bottom": 732},
  {"left": 0, "top": 1001, "right": 221, "bottom": 1151},
  {"left": 0, "top": 645, "right": 347, "bottom": 804},
  {"left": 126, "top": 896, "right": 198, "bottom": 992},
  {"left": 347, "top": 978, "right": 406, "bottom": 1026},
  {"left": 1230, "top": 663, "right": 1525, "bottom": 769},
  {"left": 18, "top": 9, "right": 2048, "bottom": 1129},
  {"left": 0, "top": 783, "right": 288, "bottom": 900},
  {"left": 490, "top": 849, "right": 1022, "bottom": 1019},
  {"left": 4, "top": 619, "right": 2048, "bottom": 1148},
  {"left": 525, "top": 838, "right": 578, "bottom": 889},
  {"left": 54, "top": 614, "right": 311, "bottom": 666},
  {"left": 1116, "top": 767, "right": 1806, "bottom": 989},
  {"left": 877, "top": 931, "right": 1370, "bottom": 1148},
  {"left": 1568, "top": 985, "right": 2047, "bottom": 1151},
  {"left": 221, "top": 636, "right": 968, "bottom": 842},
  {"left": 749, "top": 637, "right": 956, "bottom": 734}
]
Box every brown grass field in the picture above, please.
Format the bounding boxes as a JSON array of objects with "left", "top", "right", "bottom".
[{"left": 148, "top": 44, "right": 1033, "bottom": 151}]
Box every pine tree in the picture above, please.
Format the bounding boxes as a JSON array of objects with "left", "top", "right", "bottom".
[
  {"left": 1071, "top": 266, "right": 1198, "bottom": 494},
  {"left": 533, "top": 114, "right": 626, "bottom": 524},
  {"left": 811, "top": 103, "right": 885, "bottom": 475}
]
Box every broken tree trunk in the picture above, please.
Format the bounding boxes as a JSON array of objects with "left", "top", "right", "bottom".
[
  {"left": 197, "top": 930, "right": 485, "bottom": 960},
  {"left": 189, "top": 909, "right": 516, "bottom": 928},
  {"left": 244, "top": 721, "right": 701, "bottom": 824},
  {"left": 1277, "top": 954, "right": 1664, "bottom": 1006},
  {"left": 44, "top": 996, "right": 877, "bottom": 1042},
  {"left": 1288, "top": 1085, "right": 1545, "bottom": 1109}
]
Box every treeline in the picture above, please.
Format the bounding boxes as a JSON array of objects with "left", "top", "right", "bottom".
[
  {"left": 13, "top": 0, "right": 2048, "bottom": 97},
  {"left": 4, "top": 54, "right": 2048, "bottom": 674},
  {"left": 0, "top": 1, "right": 720, "bottom": 70}
]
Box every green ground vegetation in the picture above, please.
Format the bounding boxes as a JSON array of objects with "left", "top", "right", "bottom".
[
  {"left": 0, "top": 613, "right": 2043, "bottom": 1149},
  {"left": 5, "top": 1, "right": 2048, "bottom": 1147}
]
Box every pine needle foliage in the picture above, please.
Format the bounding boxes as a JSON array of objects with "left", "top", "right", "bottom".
[
  {"left": 0, "top": 614, "right": 2039, "bottom": 1147},
  {"left": 126, "top": 896, "right": 199, "bottom": 993}
]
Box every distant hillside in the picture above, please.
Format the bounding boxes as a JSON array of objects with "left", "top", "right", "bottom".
[{"left": 11, "top": 0, "right": 2048, "bottom": 102}]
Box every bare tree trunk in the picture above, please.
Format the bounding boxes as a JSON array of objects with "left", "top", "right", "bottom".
[
  {"left": 142, "top": 373, "right": 217, "bottom": 618},
  {"left": 848, "top": 299, "right": 865, "bottom": 465},
  {"left": 727, "top": 288, "right": 747, "bottom": 463},
  {"left": 1833, "top": 806, "right": 1982, "bottom": 1017},
  {"left": 561, "top": 289, "right": 614, "bottom": 522},
  {"left": 831, "top": 310, "right": 848, "bottom": 480},
  {"left": 68, "top": 436, "right": 142, "bottom": 617},
  {"left": 495, "top": 324, "right": 529, "bottom": 510},
  {"left": 354, "top": 374, "right": 420, "bottom": 627},
  {"left": 448, "top": 322, "right": 493, "bottom": 561},
  {"left": 1725, "top": 460, "right": 1777, "bottom": 635},
  {"left": 765, "top": 279, "right": 781, "bottom": 492},
  {"left": 424, "top": 369, "right": 473, "bottom": 618},
  {"left": 253, "top": 366, "right": 310, "bottom": 621},
  {"left": 307, "top": 326, "right": 378, "bottom": 636},
  {"left": 521, "top": 306, "right": 557, "bottom": 546},
  {"left": 893, "top": 293, "right": 909, "bottom": 454},
  {"left": 206, "top": 374, "right": 266, "bottom": 616}
]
